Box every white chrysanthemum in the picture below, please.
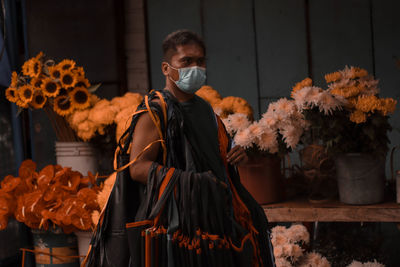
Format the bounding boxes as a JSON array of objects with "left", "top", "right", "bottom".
[
  {"left": 260, "top": 113, "right": 279, "bottom": 130},
  {"left": 275, "top": 257, "right": 292, "bottom": 267},
  {"left": 227, "top": 113, "right": 251, "bottom": 133},
  {"left": 347, "top": 260, "right": 385, "bottom": 267},
  {"left": 273, "top": 245, "right": 284, "bottom": 258},
  {"left": 287, "top": 224, "right": 310, "bottom": 244},
  {"left": 234, "top": 128, "right": 255, "bottom": 149},
  {"left": 299, "top": 252, "right": 331, "bottom": 267},
  {"left": 315, "top": 90, "right": 343, "bottom": 115},
  {"left": 280, "top": 124, "right": 303, "bottom": 149},
  {"left": 272, "top": 225, "right": 288, "bottom": 236},
  {"left": 291, "top": 244, "right": 304, "bottom": 261},
  {"left": 274, "top": 98, "right": 296, "bottom": 116},
  {"left": 292, "top": 86, "right": 322, "bottom": 110},
  {"left": 271, "top": 233, "right": 289, "bottom": 247},
  {"left": 255, "top": 127, "right": 278, "bottom": 152}
]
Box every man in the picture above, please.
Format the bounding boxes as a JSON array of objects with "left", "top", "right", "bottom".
[{"left": 86, "top": 30, "right": 275, "bottom": 267}]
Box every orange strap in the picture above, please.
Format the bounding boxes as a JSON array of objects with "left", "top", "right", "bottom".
[{"left": 126, "top": 219, "right": 153, "bottom": 229}]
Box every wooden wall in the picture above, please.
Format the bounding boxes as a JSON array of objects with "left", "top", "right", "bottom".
[{"left": 145, "top": 0, "right": 400, "bottom": 170}]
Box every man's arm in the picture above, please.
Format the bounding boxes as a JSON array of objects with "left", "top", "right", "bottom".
[{"left": 129, "top": 112, "right": 161, "bottom": 184}]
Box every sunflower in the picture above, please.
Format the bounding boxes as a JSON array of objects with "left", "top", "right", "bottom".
[
  {"left": 16, "top": 98, "right": 29, "bottom": 108},
  {"left": 72, "top": 66, "right": 85, "bottom": 77},
  {"left": 5, "top": 87, "right": 18, "bottom": 103},
  {"left": 10, "top": 72, "right": 18, "bottom": 87},
  {"left": 75, "top": 76, "right": 90, "bottom": 88},
  {"left": 30, "top": 77, "right": 43, "bottom": 90},
  {"left": 41, "top": 77, "right": 60, "bottom": 97},
  {"left": 69, "top": 87, "right": 90, "bottom": 110},
  {"left": 53, "top": 95, "right": 74, "bottom": 116},
  {"left": 30, "top": 90, "right": 47, "bottom": 109},
  {"left": 18, "top": 85, "right": 34, "bottom": 103},
  {"left": 48, "top": 65, "right": 62, "bottom": 80},
  {"left": 60, "top": 70, "right": 78, "bottom": 88},
  {"left": 58, "top": 59, "right": 76, "bottom": 71},
  {"left": 28, "top": 57, "right": 42, "bottom": 78}
]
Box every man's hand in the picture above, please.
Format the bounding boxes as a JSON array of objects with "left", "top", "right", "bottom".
[{"left": 226, "top": 146, "right": 248, "bottom": 166}]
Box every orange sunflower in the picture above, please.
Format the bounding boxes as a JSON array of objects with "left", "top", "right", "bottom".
[
  {"left": 54, "top": 95, "right": 74, "bottom": 116},
  {"left": 21, "top": 52, "right": 43, "bottom": 78},
  {"left": 75, "top": 76, "right": 91, "bottom": 88},
  {"left": 58, "top": 59, "right": 76, "bottom": 71},
  {"left": 72, "top": 66, "right": 85, "bottom": 77},
  {"left": 41, "top": 77, "right": 60, "bottom": 97},
  {"left": 18, "top": 85, "right": 34, "bottom": 104},
  {"left": 5, "top": 87, "right": 18, "bottom": 103},
  {"left": 30, "top": 90, "right": 47, "bottom": 109},
  {"left": 69, "top": 87, "right": 90, "bottom": 110},
  {"left": 10, "top": 71, "right": 18, "bottom": 87},
  {"left": 48, "top": 65, "right": 62, "bottom": 80},
  {"left": 60, "top": 70, "right": 78, "bottom": 88},
  {"left": 30, "top": 76, "right": 43, "bottom": 90}
]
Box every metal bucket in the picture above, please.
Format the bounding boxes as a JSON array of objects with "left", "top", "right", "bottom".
[
  {"left": 31, "top": 229, "right": 79, "bottom": 267},
  {"left": 55, "top": 142, "right": 98, "bottom": 175},
  {"left": 335, "top": 153, "right": 385, "bottom": 205}
]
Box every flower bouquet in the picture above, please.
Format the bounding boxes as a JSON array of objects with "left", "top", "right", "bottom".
[
  {"left": 290, "top": 66, "right": 397, "bottom": 204},
  {"left": 0, "top": 159, "right": 101, "bottom": 233}
]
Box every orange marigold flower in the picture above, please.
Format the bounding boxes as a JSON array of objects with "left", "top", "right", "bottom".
[
  {"left": 57, "top": 59, "right": 76, "bottom": 71},
  {"left": 378, "top": 98, "right": 397, "bottom": 116},
  {"left": 18, "top": 85, "right": 34, "bottom": 103},
  {"left": 53, "top": 95, "right": 74, "bottom": 116},
  {"left": 291, "top": 78, "right": 313, "bottom": 98},
  {"left": 354, "top": 95, "right": 380, "bottom": 113},
  {"left": 41, "top": 77, "right": 60, "bottom": 97},
  {"left": 69, "top": 86, "right": 91, "bottom": 110},
  {"left": 330, "top": 86, "right": 361, "bottom": 99},
  {"left": 349, "top": 110, "right": 367, "bottom": 124},
  {"left": 350, "top": 67, "right": 368, "bottom": 79},
  {"left": 324, "top": 71, "right": 342, "bottom": 83},
  {"left": 5, "top": 87, "right": 18, "bottom": 103},
  {"left": 196, "top": 85, "right": 222, "bottom": 106}
]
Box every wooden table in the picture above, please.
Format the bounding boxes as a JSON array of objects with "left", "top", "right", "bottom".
[{"left": 263, "top": 198, "right": 400, "bottom": 222}]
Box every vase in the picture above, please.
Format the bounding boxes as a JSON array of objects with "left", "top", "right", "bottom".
[
  {"left": 55, "top": 141, "right": 98, "bottom": 175},
  {"left": 73, "top": 230, "right": 93, "bottom": 263},
  {"left": 335, "top": 153, "right": 385, "bottom": 205},
  {"left": 238, "top": 154, "right": 285, "bottom": 204},
  {"left": 31, "top": 228, "right": 79, "bottom": 267}
]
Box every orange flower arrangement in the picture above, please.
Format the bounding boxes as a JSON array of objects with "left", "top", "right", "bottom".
[
  {"left": 196, "top": 85, "right": 254, "bottom": 120},
  {"left": 0, "top": 159, "right": 101, "bottom": 233},
  {"left": 4, "top": 52, "right": 98, "bottom": 141}
]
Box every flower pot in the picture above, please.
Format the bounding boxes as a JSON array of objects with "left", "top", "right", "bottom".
[
  {"left": 238, "top": 155, "right": 285, "bottom": 204},
  {"left": 74, "top": 231, "right": 93, "bottom": 263},
  {"left": 55, "top": 141, "right": 98, "bottom": 175},
  {"left": 31, "top": 228, "right": 79, "bottom": 267},
  {"left": 335, "top": 153, "right": 385, "bottom": 205}
]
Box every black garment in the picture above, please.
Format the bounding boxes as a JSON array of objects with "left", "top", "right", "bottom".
[{"left": 85, "top": 90, "right": 276, "bottom": 267}]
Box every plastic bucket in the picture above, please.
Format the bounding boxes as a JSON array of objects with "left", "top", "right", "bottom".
[
  {"left": 335, "top": 153, "right": 385, "bottom": 205},
  {"left": 31, "top": 229, "right": 79, "bottom": 267},
  {"left": 74, "top": 231, "right": 93, "bottom": 263},
  {"left": 55, "top": 142, "right": 98, "bottom": 175},
  {"left": 238, "top": 155, "right": 285, "bottom": 204}
]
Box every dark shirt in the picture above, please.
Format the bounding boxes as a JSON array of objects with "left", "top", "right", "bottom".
[{"left": 180, "top": 95, "right": 227, "bottom": 182}]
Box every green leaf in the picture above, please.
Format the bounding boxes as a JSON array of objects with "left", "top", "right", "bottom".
[{"left": 88, "top": 83, "right": 101, "bottom": 93}]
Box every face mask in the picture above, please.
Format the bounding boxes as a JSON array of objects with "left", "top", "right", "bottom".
[{"left": 168, "top": 64, "right": 206, "bottom": 94}]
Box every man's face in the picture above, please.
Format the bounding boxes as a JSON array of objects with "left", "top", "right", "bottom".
[{"left": 163, "top": 43, "right": 206, "bottom": 82}]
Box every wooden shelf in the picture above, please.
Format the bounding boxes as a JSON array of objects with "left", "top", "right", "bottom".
[{"left": 263, "top": 198, "right": 400, "bottom": 222}]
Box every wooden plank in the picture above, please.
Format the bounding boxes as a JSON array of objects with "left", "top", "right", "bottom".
[
  {"left": 146, "top": 0, "right": 202, "bottom": 90},
  {"left": 371, "top": 0, "right": 400, "bottom": 174},
  {"left": 203, "top": 0, "right": 259, "bottom": 115},
  {"left": 263, "top": 199, "right": 400, "bottom": 222},
  {"left": 255, "top": 0, "right": 309, "bottom": 98},
  {"left": 309, "top": 0, "right": 374, "bottom": 86}
]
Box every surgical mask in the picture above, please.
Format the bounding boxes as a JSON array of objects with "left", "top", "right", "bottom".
[{"left": 168, "top": 64, "right": 206, "bottom": 94}]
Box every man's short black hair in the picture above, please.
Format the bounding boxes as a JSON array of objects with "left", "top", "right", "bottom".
[{"left": 162, "top": 30, "right": 206, "bottom": 62}]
